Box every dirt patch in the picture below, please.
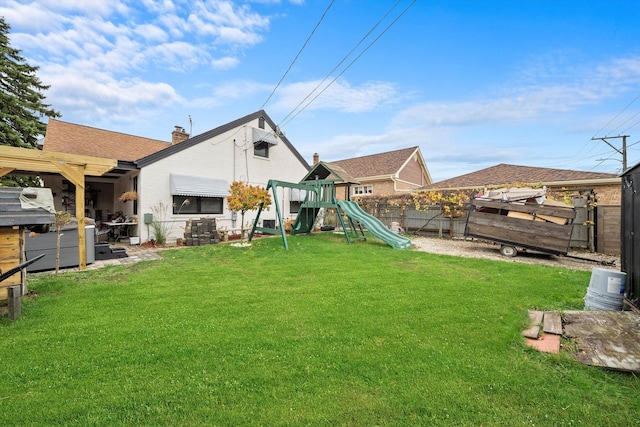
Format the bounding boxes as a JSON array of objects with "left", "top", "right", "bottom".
[{"left": 410, "top": 237, "right": 619, "bottom": 271}]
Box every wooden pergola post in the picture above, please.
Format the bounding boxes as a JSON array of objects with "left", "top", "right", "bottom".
[{"left": 55, "top": 163, "right": 87, "bottom": 267}]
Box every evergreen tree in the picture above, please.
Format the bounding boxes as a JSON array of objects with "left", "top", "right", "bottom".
[{"left": 0, "top": 16, "right": 59, "bottom": 149}]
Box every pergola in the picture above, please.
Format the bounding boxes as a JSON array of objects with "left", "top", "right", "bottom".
[{"left": 0, "top": 145, "right": 117, "bottom": 269}]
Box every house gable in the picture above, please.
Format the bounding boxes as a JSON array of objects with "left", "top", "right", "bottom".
[
  {"left": 396, "top": 148, "right": 431, "bottom": 189},
  {"left": 301, "top": 162, "right": 359, "bottom": 184},
  {"left": 137, "top": 110, "right": 309, "bottom": 170},
  {"left": 320, "top": 146, "right": 432, "bottom": 196},
  {"left": 328, "top": 146, "right": 425, "bottom": 178}
]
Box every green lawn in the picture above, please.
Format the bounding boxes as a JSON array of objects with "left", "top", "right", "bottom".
[{"left": 2, "top": 233, "right": 639, "bottom": 426}]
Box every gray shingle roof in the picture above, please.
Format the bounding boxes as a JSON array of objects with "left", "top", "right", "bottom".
[
  {"left": 426, "top": 163, "right": 618, "bottom": 189},
  {"left": 327, "top": 146, "right": 420, "bottom": 178},
  {"left": 44, "top": 119, "right": 169, "bottom": 161}
]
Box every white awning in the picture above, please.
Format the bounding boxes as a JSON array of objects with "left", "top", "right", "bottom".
[
  {"left": 252, "top": 128, "right": 278, "bottom": 145},
  {"left": 170, "top": 174, "right": 229, "bottom": 197}
]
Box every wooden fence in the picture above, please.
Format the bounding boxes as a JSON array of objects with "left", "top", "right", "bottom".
[
  {"left": 357, "top": 200, "right": 615, "bottom": 254},
  {"left": 373, "top": 205, "right": 467, "bottom": 238}
]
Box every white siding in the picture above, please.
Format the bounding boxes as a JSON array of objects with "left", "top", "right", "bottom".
[{"left": 137, "top": 119, "right": 308, "bottom": 243}]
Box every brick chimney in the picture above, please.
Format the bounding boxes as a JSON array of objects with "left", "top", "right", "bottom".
[
  {"left": 171, "top": 126, "right": 189, "bottom": 145},
  {"left": 313, "top": 153, "right": 319, "bottom": 165}
]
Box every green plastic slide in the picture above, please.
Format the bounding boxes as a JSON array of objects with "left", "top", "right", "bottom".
[{"left": 337, "top": 201, "right": 412, "bottom": 249}]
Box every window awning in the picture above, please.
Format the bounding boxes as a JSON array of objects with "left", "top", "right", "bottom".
[
  {"left": 252, "top": 128, "right": 278, "bottom": 145},
  {"left": 170, "top": 174, "right": 229, "bottom": 197}
]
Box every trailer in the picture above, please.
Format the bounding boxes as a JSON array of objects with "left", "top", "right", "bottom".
[{"left": 465, "top": 190, "right": 576, "bottom": 258}]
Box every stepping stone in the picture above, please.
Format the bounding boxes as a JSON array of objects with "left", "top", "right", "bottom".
[
  {"left": 522, "top": 310, "right": 544, "bottom": 339},
  {"left": 526, "top": 333, "right": 561, "bottom": 354},
  {"left": 543, "top": 311, "right": 562, "bottom": 335}
]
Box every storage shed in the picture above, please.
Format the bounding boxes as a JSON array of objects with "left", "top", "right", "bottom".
[
  {"left": 621, "top": 163, "right": 640, "bottom": 307},
  {"left": 0, "top": 187, "right": 55, "bottom": 300}
]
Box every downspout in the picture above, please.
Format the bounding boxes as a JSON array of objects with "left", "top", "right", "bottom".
[
  {"left": 392, "top": 174, "right": 399, "bottom": 193},
  {"left": 232, "top": 137, "right": 237, "bottom": 230}
]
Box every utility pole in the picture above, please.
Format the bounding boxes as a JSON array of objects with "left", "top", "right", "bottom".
[{"left": 591, "top": 135, "right": 629, "bottom": 172}]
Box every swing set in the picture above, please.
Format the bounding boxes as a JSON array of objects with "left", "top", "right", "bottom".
[{"left": 249, "top": 179, "right": 364, "bottom": 249}]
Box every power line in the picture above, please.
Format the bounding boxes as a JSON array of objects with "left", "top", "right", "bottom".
[
  {"left": 627, "top": 139, "right": 640, "bottom": 149},
  {"left": 607, "top": 109, "right": 640, "bottom": 136},
  {"left": 277, "top": 0, "right": 404, "bottom": 127},
  {"left": 568, "top": 94, "right": 640, "bottom": 170},
  {"left": 548, "top": 144, "right": 609, "bottom": 170},
  {"left": 259, "top": 0, "right": 335, "bottom": 110},
  {"left": 279, "top": 0, "right": 417, "bottom": 129},
  {"left": 566, "top": 138, "right": 600, "bottom": 167},
  {"left": 621, "top": 114, "right": 640, "bottom": 135},
  {"left": 592, "top": 91, "right": 640, "bottom": 138}
]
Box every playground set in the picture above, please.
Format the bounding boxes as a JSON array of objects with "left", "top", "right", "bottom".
[{"left": 249, "top": 179, "right": 411, "bottom": 250}]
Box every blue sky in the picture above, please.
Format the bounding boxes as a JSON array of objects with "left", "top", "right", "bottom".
[{"left": 2, "top": 0, "right": 640, "bottom": 182}]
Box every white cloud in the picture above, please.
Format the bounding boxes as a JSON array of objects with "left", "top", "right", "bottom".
[
  {"left": 36, "top": 0, "right": 125, "bottom": 15},
  {"left": 393, "top": 55, "right": 640, "bottom": 129},
  {"left": 145, "top": 42, "right": 208, "bottom": 71},
  {"left": 139, "top": 0, "right": 176, "bottom": 14},
  {"left": 156, "top": 13, "right": 187, "bottom": 38},
  {"left": 186, "top": 0, "right": 270, "bottom": 46},
  {"left": 1, "top": 0, "right": 128, "bottom": 32},
  {"left": 42, "top": 63, "right": 183, "bottom": 123},
  {"left": 210, "top": 56, "right": 240, "bottom": 70},
  {"left": 5, "top": 0, "right": 280, "bottom": 84},
  {"left": 211, "top": 80, "right": 271, "bottom": 99},
  {"left": 270, "top": 79, "right": 398, "bottom": 114},
  {"left": 2, "top": 0, "right": 292, "bottom": 132},
  {"left": 0, "top": 1, "right": 60, "bottom": 32},
  {"left": 12, "top": 31, "right": 87, "bottom": 59},
  {"left": 134, "top": 24, "right": 169, "bottom": 43}
]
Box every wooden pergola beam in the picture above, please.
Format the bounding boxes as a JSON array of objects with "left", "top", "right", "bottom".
[
  {"left": 0, "top": 167, "right": 15, "bottom": 177},
  {"left": 0, "top": 145, "right": 115, "bottom": 176},
  {"left": 0, "top": 145, "right": 117, "bottom": 270}
]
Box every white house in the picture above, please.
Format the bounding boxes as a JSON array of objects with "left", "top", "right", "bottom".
[
  {"left": 42, "top": 110, "right": 310, "bottom": 244},
  {"left": 134, "top": 111, "right": 309, "bottom": 242}
]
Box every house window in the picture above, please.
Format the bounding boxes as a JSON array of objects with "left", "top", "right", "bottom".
[
  {"left": 353, "top": 185, "right": 373, "bottom": 196},
  {"left": 172, "top": 195, "right": 223, "bottom": 214},
  {"left": 259, "top": 117, "right": 265, "bottom": 129},
  {"left": 290, "top": 201, "right": 302, "bottom": 214},
  {"left": 254, "top": 141, "right": 269, "bottom": 158},
  {"left": 263, "top": 219, "right": 276, "bottom": 229}
]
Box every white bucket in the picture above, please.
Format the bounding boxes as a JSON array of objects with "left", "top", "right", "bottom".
[
  {"left": 129, "top": 236, "right": 140, "bottom": 245},
  {"left": 584, "top": 268, "right": 626, "bottom": 311}
]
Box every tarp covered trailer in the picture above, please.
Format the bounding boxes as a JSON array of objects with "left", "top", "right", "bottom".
[{"left": 465, "top": 198, "right": 576, "bottom": 257}]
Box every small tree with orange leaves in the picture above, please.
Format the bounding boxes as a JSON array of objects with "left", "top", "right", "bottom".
[{"left": 226, "top": 181, "right": 272, "bottom": 242}]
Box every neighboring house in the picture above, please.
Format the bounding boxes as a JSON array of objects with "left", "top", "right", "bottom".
[
  {"left": 425, "top": 163, "right": 621, "bottom": 254},
  {"left": 303, "top": 146, "right": 432, "bottom": 200},
  {"left": 42, "top": 111, "right": 310, "bottom": 243}
]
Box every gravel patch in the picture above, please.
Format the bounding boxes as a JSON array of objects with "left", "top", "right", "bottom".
[{"left": 410, "top": 236, "right": 619, "bottom": 271}]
